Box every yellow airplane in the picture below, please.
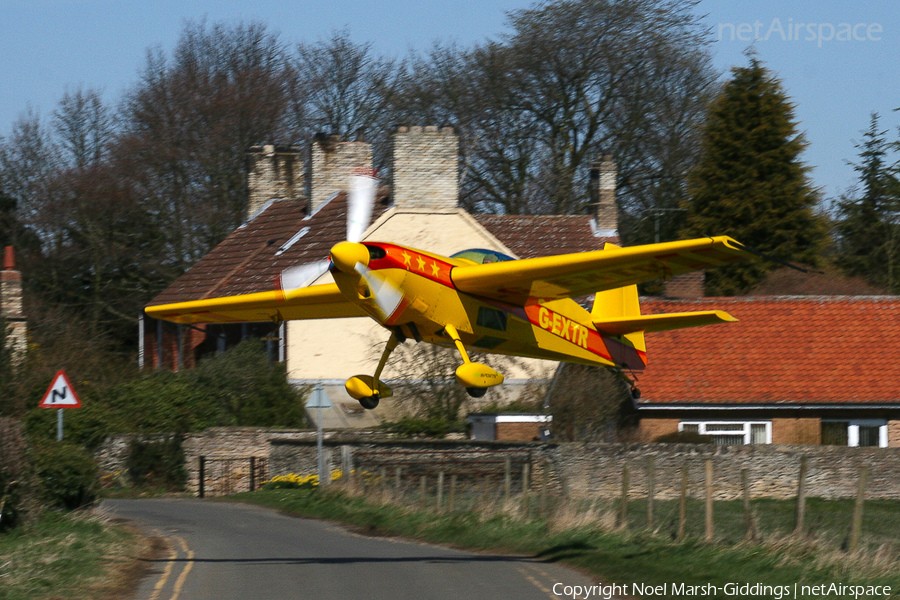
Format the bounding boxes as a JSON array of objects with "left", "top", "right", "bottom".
[{"left": 146, "top": 173, "right": 752, "bottom": 409}]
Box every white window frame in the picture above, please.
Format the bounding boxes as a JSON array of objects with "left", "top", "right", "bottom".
[
  {"left": 822, "top": 419, "right": 888, "bottom": 448},
  {"left": 678, "top": 420, "right": 772, "bottom": 445}
]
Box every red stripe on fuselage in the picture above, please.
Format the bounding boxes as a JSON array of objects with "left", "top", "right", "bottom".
[
  {"left": 366, "top": 242, "right": 455, "bottom": 287},
  {"left": 523, "top": 303, "right": 614, "bottom": 362}
]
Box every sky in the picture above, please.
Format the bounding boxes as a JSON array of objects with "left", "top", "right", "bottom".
[{"left": 1, "top": 0, "right": 898, "bottom": 203}]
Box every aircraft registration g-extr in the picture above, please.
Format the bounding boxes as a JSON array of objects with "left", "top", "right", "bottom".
[{"left": 146, "top": 173, "right": 753, "bottom": 409}]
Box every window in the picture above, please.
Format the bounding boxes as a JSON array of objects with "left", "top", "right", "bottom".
[
  {"left": 476, "top": 307, "right": 508, "bottom": 331},
  {"left": 821, "top": 420, "right": 887, "bottom": 448},
  {"left": 450, "top": 248, "right": 515, "bottom": 264},
  {"left": 679, "top": 421, "right": 772, "bottom": 446}
]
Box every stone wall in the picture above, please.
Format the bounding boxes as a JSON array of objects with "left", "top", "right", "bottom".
[
  {"left": 556, "top": 443, "right": 900, "bottom": 501},
  {"left": 97, "top": 429, "right": 900, "bottom": 500},
  {"left": 95, "top": 428, "right": 315, "bottom": 495}
]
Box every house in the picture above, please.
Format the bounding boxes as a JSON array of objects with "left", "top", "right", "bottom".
[
  {"left": 634, "top": 295, "right": 900, "bottom": 447},
  {"left": 467, "top": 413, "right": 552, "bottom": 441},
  {"left": 144, "top": 126, "right": 619, "bottom": 427}
]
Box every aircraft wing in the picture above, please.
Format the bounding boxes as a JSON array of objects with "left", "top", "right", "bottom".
[
  {"left": 450, "top": 236, "right": 749, "bottom": 305},
  {"left": 145, "top": 283, "right": 366, "bottom": 324}
]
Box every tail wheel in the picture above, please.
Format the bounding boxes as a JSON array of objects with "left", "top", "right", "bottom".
[{"left": 466, "top": 387, "right": 487, "bottom": 398}]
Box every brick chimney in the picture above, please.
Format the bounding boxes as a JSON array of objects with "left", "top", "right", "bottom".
[
  {"left": 309, "top": 134, "right": 373, "bottom": 213},
  {"left": 392, "top": 126, "right": 458, "bottom": 211},
  {"left": 246, "top": 144, "right": 303, "bottom": 220},
  {"left": 1, "top": 246, "right": 27, "bottom": 363},
  {"left": 589, "top": 155, "right": 618, "bottom": 236}
]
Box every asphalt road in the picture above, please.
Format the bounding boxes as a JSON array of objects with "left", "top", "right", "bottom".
[{"left": 102, "top": 498, "right": 606, "bottom": 600}]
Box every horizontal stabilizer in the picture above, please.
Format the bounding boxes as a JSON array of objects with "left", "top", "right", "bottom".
[{"left": 593, "top": 310, "right": 737, "bottom": 336}]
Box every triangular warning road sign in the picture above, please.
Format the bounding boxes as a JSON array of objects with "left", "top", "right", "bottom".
[{"left": 39, "top": 370, "right": 81, "bottom": 408}]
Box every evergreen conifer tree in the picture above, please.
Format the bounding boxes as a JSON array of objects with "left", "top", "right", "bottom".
[
  {"left": 834, "top": 113, "right": 900, "bottom": 292},
  {"left": 681, "top": 57, "right": 827, "bottom": 295}
]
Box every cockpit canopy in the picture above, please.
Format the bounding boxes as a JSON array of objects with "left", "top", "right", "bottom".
[{"left": 450, "top": 248, "right": 515, "bottom": 264}]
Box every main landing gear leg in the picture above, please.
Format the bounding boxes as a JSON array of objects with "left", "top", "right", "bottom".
[
  {"left": 443, "top": 324, "right": 504, "bottom": 398},
  {"left": 345, "top": 333, "right": 398, "bottom": 409}
]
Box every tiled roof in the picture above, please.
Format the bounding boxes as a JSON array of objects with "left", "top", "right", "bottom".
[
  {"left": 149, "top": 194, "right": 384, "bottom": 306},
  {"left": 636, "top": 296, "right": 900, "bottom": 405},
  {"left": 475, "top": 215, "right": 618, "bottom": 259}
]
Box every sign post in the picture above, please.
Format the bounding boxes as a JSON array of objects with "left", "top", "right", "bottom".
[
  {"left": 306, "top": 384, "right": 332, "bottom": 485},
  {"left": 38, "top": 370, "right": 82, "bottom": 441}
]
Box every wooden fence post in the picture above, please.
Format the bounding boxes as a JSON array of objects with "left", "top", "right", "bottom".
[
  {"left": 449, "top": 474, "right": 457, "bottom": 512},
  {"left": 250, "top": 457, "right": 256, "bottom": 492},
  {"left": 437, "top": 471, "right": 445, "bottom": 511},
  {"left": 647, "top": 456, "right": 656, "bottom": 529},
  {"left": 619, "top": 463, "right": 630, "bottom": 529},
  {"left": 678, "top": 463, "right": 687, "bottom": 540},
  {"left": 341, "top": 446, "right": 352, "bottom": 482},
  {"left": 541, "top": 460, "right": 549, "bottom": 516},
  {"left": 794, "top": 456, "right": 808, "bottom": 537},
  {"left": 198, "top": 456, "right": 205, "bottom": 499},
  {"left": 504, "top": 456, "right": 512, "bottom": 502},
  {"left": 704, "top": 459, "right": 714, "bottom": 542},
  {"left": 741, "top": 469, "right": 758, "bottom": 542},
  {"left": 522, "top": 462, "right": 531, "bottom": 495},
  {"left": 849, "top": 465, "right": 868, "bottom": 552}
]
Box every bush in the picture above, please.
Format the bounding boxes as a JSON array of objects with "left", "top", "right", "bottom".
[
  {"left": 652, "top": 430, "right": 714, "bottom": 444},
  {"left": 126, "top": 436, "right": 187, "bottom": 490},
  {"left": 381, "top": 417, "right": 466, "bottom": 438},
  {"left": 23, "top": 339, "right": 307, "bottom": 447},
  {"left": 0, "top": 418, "right": 37, "bottom": 531},
  {"left": 32, "top": 442, "right": 98, "bottom": 510}
]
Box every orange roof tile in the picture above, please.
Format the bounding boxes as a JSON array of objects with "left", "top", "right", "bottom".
[{"left": 636, "top": 296, "right": 900, "bottom": 405}]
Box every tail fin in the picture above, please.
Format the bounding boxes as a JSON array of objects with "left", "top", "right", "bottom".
[{"left": 591, "top": 283, "right": 646, "bottom": 353}]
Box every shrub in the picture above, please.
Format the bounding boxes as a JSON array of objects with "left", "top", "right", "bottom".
[
  {"left": 380, "top": 417, "right": 466, "bottom": 438},
  {"left": 126, "top": 436, "right": 187, "bottom": 490},
  {"left": 31, "top": 442, "right": 98, "bottom": 510},
  {"left": 0, "top": 418, "right": 37, "bottom": 531}
]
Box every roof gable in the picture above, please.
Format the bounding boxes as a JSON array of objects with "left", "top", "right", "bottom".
[{"left": 637, "top": 296, "right": 900, "bottom": 405}]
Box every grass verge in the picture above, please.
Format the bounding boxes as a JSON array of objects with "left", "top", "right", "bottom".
[
  {"left": 0, "top": 510, "right": 148, "bottom": 600},
  {"left": 230, "top": 487, "right": 900, "bottom": 599}
]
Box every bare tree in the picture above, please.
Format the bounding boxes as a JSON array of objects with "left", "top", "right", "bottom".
[
  {"left": 119, "top": 20, "right": 296, "bottom": 271},
  {"left": 294, "top": 29, "right": 404, "bottom": 172},
  {"left": 0, "top": 109, "right": 58, "bottom": 229},
  {"left": 393, "top": 0, "right": 717, "bottom": 223},
  {"left": 52, "top": 87, "right": 113, "bottom": 171}
]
